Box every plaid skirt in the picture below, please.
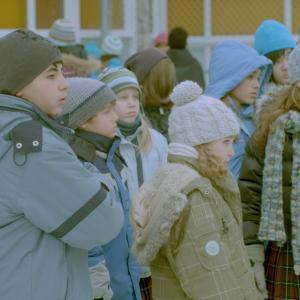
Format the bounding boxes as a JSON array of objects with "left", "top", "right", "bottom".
[
  {"left": 265, "top": 242, "right": 300, "bottom": 300},
  {"left": 139, "top": 276, "right": 152, "bottom": 300}
]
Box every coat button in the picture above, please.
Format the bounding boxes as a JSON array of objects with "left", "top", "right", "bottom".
[
  {"left": 204, "top": 190, "right": 209, "bottom": 195},
  {"left": 205, "top": 240, "right": 220, "bottom": 256},
  {"left": 16, "top": 142, "right": 23, "bottom": 149},
  {"left": 32, "top": 140, "right": 39, "bottom": 147}
]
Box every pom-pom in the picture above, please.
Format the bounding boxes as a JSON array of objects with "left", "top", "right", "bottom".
[{"left": 170, "top": 81, "right": 203, "bottom": 106}]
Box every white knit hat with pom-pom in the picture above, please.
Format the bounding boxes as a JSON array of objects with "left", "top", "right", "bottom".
[{"left": 169, "top": 80, "right": 240, "bottom": 146}]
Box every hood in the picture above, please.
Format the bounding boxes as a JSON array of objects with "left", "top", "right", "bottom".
[
  {"left": 131, "top": 162, "right": 201, "bottom": 264},
  {"left": 257, "top": 63, "right": 273, "bottom": 98},
  {"left": 205, "top": 40, "right": 272, "bottom": 99},
  {"left": 62, "top": 53, "right": 101, "bottom": 73},
  {"left": 167, "top": 48, "right": 195, "bottom": 66}
]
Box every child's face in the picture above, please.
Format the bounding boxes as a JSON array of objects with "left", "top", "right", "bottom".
[
  {"left": 207, "top": 136, "right": 235, "bottom": 165},
  {"left": 115, "top": 87, "right": 140, "bottom": 123},
  {"left": 16, "top": 63, "right": 68, "bottom": 118},
  {"left": 229, "top": 69, "right": 260, "bottom": 105},
  {"left": 80, "top": 102, "right": 118, "bottom": 138},
  {"left": 272, "top": 49, "right": 291, "bottom": 85}
]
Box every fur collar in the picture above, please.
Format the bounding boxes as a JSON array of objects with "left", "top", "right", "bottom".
[
  {"left": 62, "top": 53, "right": 101, "bottom": 73},
  {"left": 132, "top": 162, "right": 201, "bottom": 265}
]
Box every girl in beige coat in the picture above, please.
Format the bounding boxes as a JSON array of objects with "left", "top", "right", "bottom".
[{"left": 132, "top": 81, "right": 258, "bottom": 300}]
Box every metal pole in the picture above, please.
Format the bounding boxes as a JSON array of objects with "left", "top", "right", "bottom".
[{"left": 100, "top": 0, "right": 111, "bottom": 45}]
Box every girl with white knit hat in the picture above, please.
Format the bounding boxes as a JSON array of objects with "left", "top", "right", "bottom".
[{"left": 131, "top": 80, "right": 258, "bottom": 300}]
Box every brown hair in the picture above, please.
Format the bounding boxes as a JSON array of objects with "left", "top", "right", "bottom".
[
  {"left": 142, "top": 58, "right": 176, "bottom": 108},
  {"left": 195, "top": 144, "right": 229, "bottom": 178},
  {"left": 253, "top": 84, "right": 300, "bottom": 151},
  {"left": 266, "top": 48, "right": 292, "bottom": 83}
]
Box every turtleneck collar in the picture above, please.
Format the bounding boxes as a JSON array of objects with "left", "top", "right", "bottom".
[
  {"left": 76, "top": 129, "right": 114, "bottom": 153},
  {"left": 117, "top": 115, "right": 142, "bottom": 138}
]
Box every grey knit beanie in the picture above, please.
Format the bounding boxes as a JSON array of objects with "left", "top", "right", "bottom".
[
  {"left": 62, "top": 77, "right": 116, "bottom": 129},
  {"left": 0, "top": 29, "right": 62, "bottom": 95},
  {"left": 169, "top": 81, "right": 240, "bottom": 146},
  {"left": 48, "top": 19, "right": 76, "bottom": 46},
  {"left": 288, "top": 45, "right": 300, "bottom": 84},
  {"left": 124, "top": 47, "right": 168, "bottom": 83}
]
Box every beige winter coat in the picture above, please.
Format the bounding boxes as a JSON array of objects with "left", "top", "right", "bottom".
[{"left": 132, "top": 155, "right": 257, "bottom": 300}]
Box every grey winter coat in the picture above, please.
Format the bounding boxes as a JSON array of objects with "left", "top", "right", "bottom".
[{"left": 0, "top": 95, "right": 123, "bottom": 300}]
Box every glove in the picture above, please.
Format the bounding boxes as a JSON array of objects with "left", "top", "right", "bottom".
[
  {"left": 89, "top": 261, "right": 113, "bottom": 300},
  {"left": 246, "top": 244, "right": 268, "bottom": 300}
]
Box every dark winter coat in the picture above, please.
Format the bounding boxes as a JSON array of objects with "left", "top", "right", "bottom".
[{"left": 167, "top": 48, "right": 206, "bottom": 89}]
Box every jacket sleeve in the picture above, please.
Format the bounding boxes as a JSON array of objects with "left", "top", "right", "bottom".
[
  {"left": 16, "top": 131, "right": 124, "bottom": 249},
  {"left": 88, "top": 247, "right": 113, "bottom": 299},
  {"left": 239, "top": 139, "right": 264, "bottom": 245}
]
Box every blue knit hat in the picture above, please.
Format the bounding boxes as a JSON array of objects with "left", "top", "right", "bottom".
[
  {"left": 255, "top": 20, "right": 296, "bottom": 55},
  {"left": 206, "top": 40, "right": 271, "bottom": 99}
]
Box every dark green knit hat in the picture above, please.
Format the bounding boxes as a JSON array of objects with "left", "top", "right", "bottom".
[{"left": 0, "top": 29, "right": 62, "bottom": 95}]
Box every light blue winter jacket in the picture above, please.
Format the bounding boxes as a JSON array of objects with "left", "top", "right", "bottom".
[
  {"left": 118, "top": 127, "right": 168, "bottom": 202},
  {"left": 205, "top": 40, "right": 271, "bottom": 178},
  {"left": 118, "top": 127, "right": 168, "bottom": 277},
  {"left": 0, "top": 95, "right": 123, "bottom": 300}
]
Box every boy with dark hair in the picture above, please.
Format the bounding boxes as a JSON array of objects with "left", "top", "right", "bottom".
[{"left": 0, "top": 29, "right": 123, "bottom": 300}]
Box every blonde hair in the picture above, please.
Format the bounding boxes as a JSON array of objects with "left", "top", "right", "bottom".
[
  {"left": 142, "top": 58, "right": 176, "bottom": 108},
  {"left": 253, "top": 84, "right": 300, "bottom": 151},
  {"left": 195, "top": 143, "right": 229, "bottom": 178},
  {"left": 137, "top": 117, "right": 152, "bottom": 153}
]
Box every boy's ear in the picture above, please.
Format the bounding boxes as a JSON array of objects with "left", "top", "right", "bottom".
[{"left": 16, "top": 91, "right": 23, "bottom": 97}]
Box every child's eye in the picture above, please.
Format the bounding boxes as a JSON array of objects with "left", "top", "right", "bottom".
[{"left": 47, "top": 73, "right": 56, "bottom": 79}]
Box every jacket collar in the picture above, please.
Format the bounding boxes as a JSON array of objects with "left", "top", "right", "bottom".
[{"left": 0, "top": 94, "right": 73, "bottom": 137}]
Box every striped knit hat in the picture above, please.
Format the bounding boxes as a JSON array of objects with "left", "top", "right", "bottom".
[
  {"left": 48, "top": 19, "right": 76, "bottom": 46},
  {"left": 61, "top": 77, "right": 116, "bottom": 129},
  {"left": 97, "top": 67, "right": 141, "bottom": 95},
  {"left": 101, "top": 35, "right": 123, "bottom": 57}
]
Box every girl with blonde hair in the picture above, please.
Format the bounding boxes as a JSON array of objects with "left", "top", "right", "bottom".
[{"left": 98, "top": 67, "right": 168, "bottom": 300}]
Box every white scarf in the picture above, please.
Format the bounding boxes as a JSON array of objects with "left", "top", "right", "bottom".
[{"left": 168, "top": 142, "right": 198, "bottom": 159}]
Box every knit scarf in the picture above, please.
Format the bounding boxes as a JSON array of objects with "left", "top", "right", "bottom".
[
  {"left": 117, "top": 115, "right": 142, "bottom": 137},
  {"left": 258, "top": 110, "right": 300, "bottom": 275}
]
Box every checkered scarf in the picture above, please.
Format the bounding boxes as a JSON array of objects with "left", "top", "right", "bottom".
[{"left": 258, "top": 110, "right": 300, "bottom": 275}]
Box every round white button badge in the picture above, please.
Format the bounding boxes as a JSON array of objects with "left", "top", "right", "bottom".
[
  {"left": 32, "top": 140, "right": 39, "bottom": 147},
  {"left": 16, "top": 142, "right": 23, "bottom": 149},
  {"left": 205, "top": 240, "right": 220, "bottom": 256}
]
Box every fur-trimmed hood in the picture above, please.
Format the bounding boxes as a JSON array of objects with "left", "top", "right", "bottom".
[
  {"left": 62, "top": 53, "right": 101, "bottom": 74},
  {"left": 131, "top": 162, "right": 201, "bottom": 265}
]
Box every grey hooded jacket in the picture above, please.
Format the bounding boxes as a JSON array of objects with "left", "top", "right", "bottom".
[{"left": 0, "top": 94, "right": 124, "bottom": 300}]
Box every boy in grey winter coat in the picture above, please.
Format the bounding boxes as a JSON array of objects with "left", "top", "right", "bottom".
[{"left": 0, "top": 29, "right": 123, "bottom": 300}]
